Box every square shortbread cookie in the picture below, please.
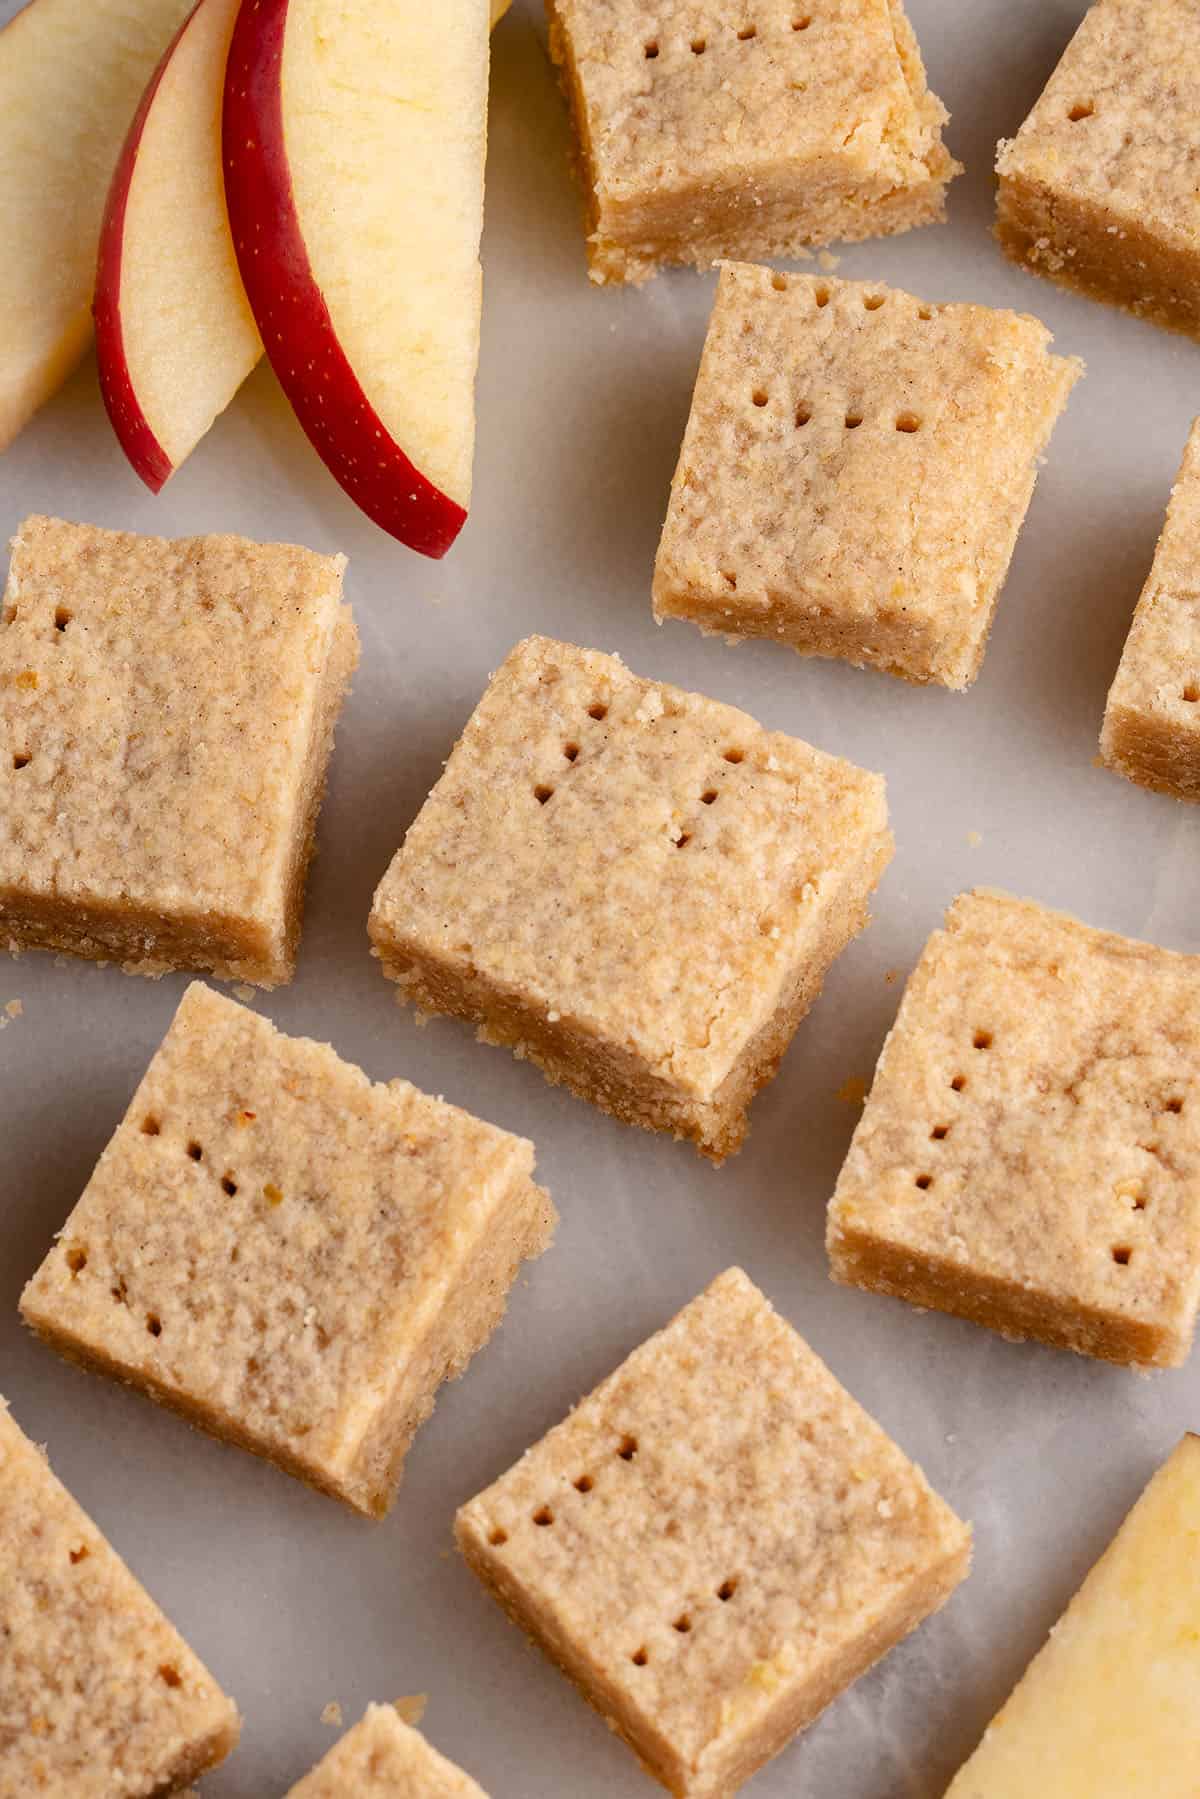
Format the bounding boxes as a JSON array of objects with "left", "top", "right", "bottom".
[
  {"left": 0, "top": 1396, "right": 240, "bottom": 1796},
  {"left": 368, "top": 635, "right": 892, "bottom": 1162},
  {"left": 285, "top": 1705, "right": 489, "bottom": 1798},
  {"left": 652, "top": 265, "right": 1081, "bottom": 689},
  {"left": 0, "top": 515, "right": 358, "bottom": 986},
  {"left": 19, "top": 983, "right": 556, "bottom": 1519},
  {"left": 945, "top": 1435, "right": 1200, "bottom": 1798},
  {"left": 996, "top": 0, "right": 1200, "bottom": 340},
  {"left": 546, "top": 0, "right": 960, "bottom": 285},
  {"left": 456, "top": 1268, "right": 970, "bottom": 1798},
  {"left": 1101, "top": 417, "right": 1200, "bottom": 800},
  {"left": 827, "top": 890, "right": 1200, "bottom": 1368}
]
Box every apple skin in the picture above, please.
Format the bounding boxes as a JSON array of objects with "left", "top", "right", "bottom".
[
  {"left": 222, "top": 0, "right": 468, "bottom": 558},
  {"left": 92, "top": 8, "right": 192, "bottom": 494}
]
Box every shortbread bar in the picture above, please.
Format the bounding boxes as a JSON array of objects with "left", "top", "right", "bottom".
[
  {"left": 995, "top": 0, "right": 1200, "bottom": 339},
  {"left": 827, "top": 890, "right": 1200, "bottom": 1367},
  {"left": 1101, "top": 417, "right": 1200, "bottom": 800},
  {"left": 368, "top": 635, "right": 891, "bottom": 1161},
  {"left": 456, "top": 1268, "right": 970, "bottom": 1798},
  {"left": 20, "top": 983, "right": 555, "bottom": 1518},
  {"left": 286, "top": 1705, "right": 489, "bottom": 1798},
  {"left": 946, "top": 1435, "right": 1200, "bottom": 1797},
  {"left": 653, "top": 265, "right": 1081, "bottom": 688},
  {"left": 547, "top": 0, "right": 960, "bottom": 284},
  {"left": 0, "top": 515, "right": 358, "bottom": 985},
  {"left": 0, "top": 1396, "right": 240, "bottom": 1796}
]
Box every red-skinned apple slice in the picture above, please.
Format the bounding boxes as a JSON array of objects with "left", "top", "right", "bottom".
[
  {"left": 222, "top": 0, "right": 490, "bottom": 558},
  {"left": 95, "top": 0, "right": 263, "bottom": 491},
  {"left": 0, "top": 0, "right": 195, "bottom": 453}
]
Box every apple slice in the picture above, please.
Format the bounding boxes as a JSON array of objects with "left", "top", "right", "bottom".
[
  {"left": 0, "top": 0, "right": 195, "bottom": 453},
  {"left": 223, "top": 0, "right": 489, "bottom": 557},
  {"left": 95, "top": 0, "right": 262, "bottom": 491}
]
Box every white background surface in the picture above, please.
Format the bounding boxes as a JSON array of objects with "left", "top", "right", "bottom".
[{"left": 2, "top": 1, "right": 1198, "bottom": 1793}]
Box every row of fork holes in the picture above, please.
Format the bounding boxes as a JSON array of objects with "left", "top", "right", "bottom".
[
  {"left": 535, "top": 728, "right": 744, "bottom": 812},
  {"left": 70, "top": 1115, "right": 273, "bottom": 1335},
  {"left": 630, "top": 1579, "right": 739, "bottom": 1665},
  {"left": 1113, "top": 1098, "right": 1182, "bottom": 1265},
  {"left": 770, "top": 277, "right": 934, "bottom": 322},
  {"left": 141, "top": 1110, "right": 264, "bottom": 1200},
  {"left": 924, "top": 1038, "right": 1184, "bottom": 1268},
  {"left": 533, "top": 701, "right": 607, "bottom": 805},
  {"left": 3, "top": 607, "right": 71, "bottom": 631},
  {"left": 9, "top": 613, "right": 71, "bottom": 767},
  {"left": 486, "top": 1432, "right": 737, "bottom": 1664},
  {"left": 487, "top": 1435, "right": 640, "bottom": 1545},
  {"left": 757, "top": 285, "right": 930, "bottom": 433},
  {"left": 914, "top": 1030, "right": 995, "bottom": 1189},
  {"left": 645, "top": 15, "right": 810, "bottom": 54},
  {"left": 752, "top": 390, "right": 922, "bottom": 433},
  {"left": 678, "top": 749, "right": 739, "bottom": 847}
]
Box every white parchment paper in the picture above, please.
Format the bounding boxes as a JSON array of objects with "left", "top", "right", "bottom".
[{"left": 1, "top": 2, "right": 1195, "bottom": 1792}]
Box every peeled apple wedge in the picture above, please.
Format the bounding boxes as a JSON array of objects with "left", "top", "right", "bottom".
[
  {"left": 95, "top": 0, "right": 262, "bottom": 490},
  {"left": 223, "top": 0, "right": 491, "bottom": 557},
  {"left": 946, "top": 1434, "right": 1200, "bottom": 1798},
  {"left": 0, "top": 0, "right": 195, "bottom": 452}
]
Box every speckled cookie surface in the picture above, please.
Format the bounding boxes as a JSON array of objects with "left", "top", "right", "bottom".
[
  {"left": 997, "top": 0, "right": 1200, "bottom": 241},
  {"left": 20, "top": 983, "right": 555, "bottom": 1517},
  {"left": 653, "top": 266, "right": 1080, "bottom": 688},
  {"left": 369, "top": 635, "right": 891, "bottom": 1156},
  {"left": 828, "top": 889, "right": 1200, "bottom": 1366},
  {"left": 1102, "top": 416, "right": 1200, "bottom": 798},
  {"left": 0, "top": 514, "right": 357, "bottom": 984},
  {"left": 0, "top": 1397, "right": 239, "bottom": 1797},
  {"left": 285, "top": 1705, "right": 489, "bottom": 1798},
  {"left": 456, "top": 1268, "right": 969, "bottom": 1797},
  {"left": 547, "top": 0, "right": 959, "bottom": 281},
  {"left": 995, "top": 0, "right": 1200, "bottom": 335}
]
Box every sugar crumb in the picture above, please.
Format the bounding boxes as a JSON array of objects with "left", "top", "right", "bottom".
[
  {"left": 321, "top": 1701, "right": 342, "bottom": 1728},
  {"left": 393, "top": 1694, "right": 427, "bottom": 1727},
  {"left": 233, "top": 983, "right": 257, "bottom": 1003},
  {"left": 817, "top": 250, "right": 841, "bottom": 271},
  {"left": 966, "top": 829, "right": 983, "bottom": 849}
]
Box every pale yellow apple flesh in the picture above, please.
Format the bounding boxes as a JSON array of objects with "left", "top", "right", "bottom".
[
  {"left": 946, "top": 1434, "right": 1200, "bottom": 1797},
  {"left": 0, "top": 0, "right": 195, "bottom": 452},
  {"left": 279, "top": 0, "right": 489, "bottom": 511},
  {"left": 225, "top": 0, "right": 489, "bottom": 551},
  {"left": 100, "top": 0, "right": 262, "bottom": 481}
]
